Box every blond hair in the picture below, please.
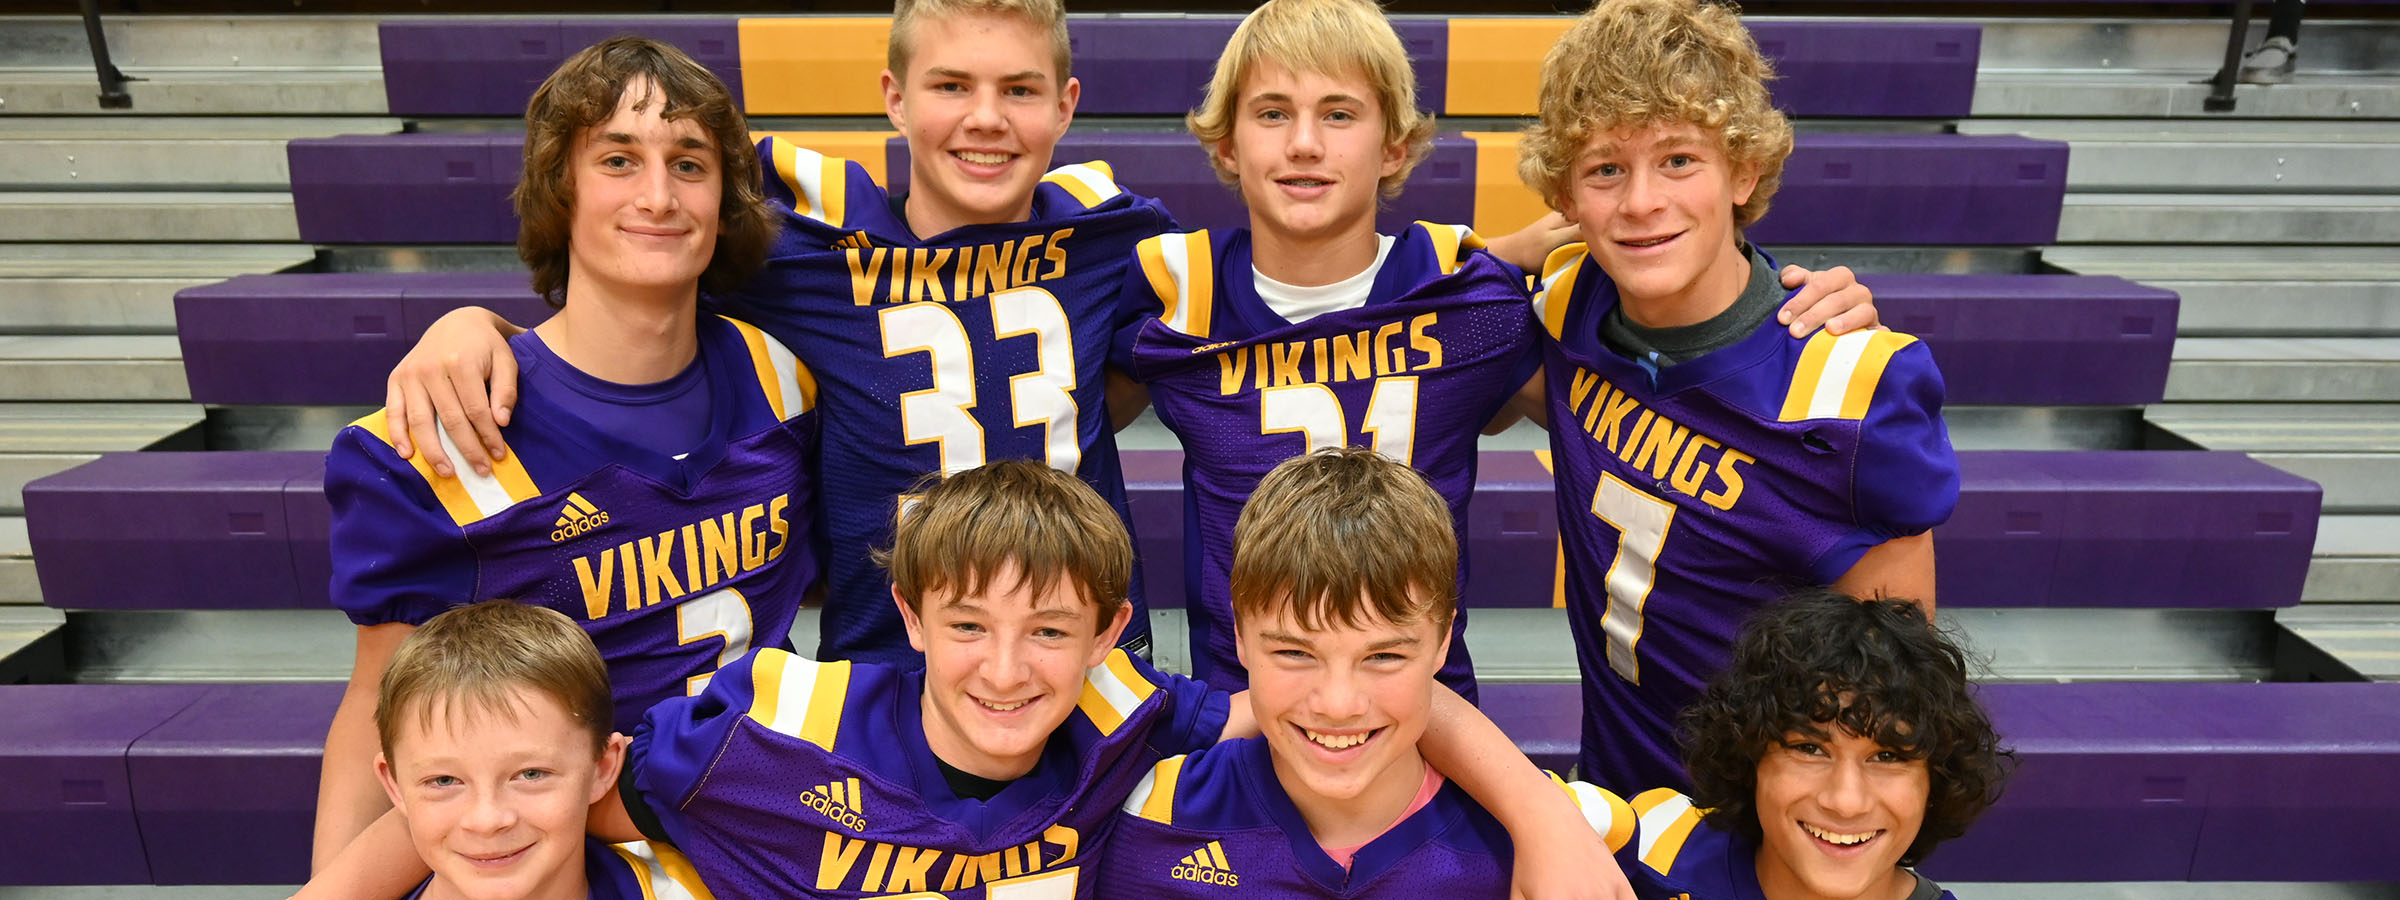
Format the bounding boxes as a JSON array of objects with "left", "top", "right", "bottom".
[
  {"left": 1516, "top": 0, "right": 1793, "bottom": 228},
  {"left": 376, "top": 600, "right": 612, "bottom": 758},
  {"left": 878, "top": 460, "right": 1131, "bottom": 625},
  {"left": 1186, "top": 0, "right": 1436, "bottom": 200},
  {"left": 1231, "top": 447, "right": 1457, "bottom": 633},
  {"left": 889, "top": 0, "right": 1073, "bottom": 83}
]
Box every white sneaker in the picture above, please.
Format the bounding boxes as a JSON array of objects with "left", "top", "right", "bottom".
[{"left": 2241, "top": 36, "right": 2297, "bottom": 85}]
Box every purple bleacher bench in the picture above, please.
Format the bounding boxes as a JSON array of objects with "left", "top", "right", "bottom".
[
  {"left": 286, "top": 131, "right": 2067, "bottom": 246},
  {"left": 1481, "top": 681, "right": 2400, "bottom": 883},
  {"left": 0, "top": 685, "right": 211, "bottom": 885},
  {"left": 174, "top": 270, "right": 2165, "bottom": 408},
  {"left": 379, "top": 18, "right": 1976, "bottom": 120},
  {"left": 127, "top": 683, "right": 340, "bottom": 885},
  {"left": 26, "top": 450, "right": 2316, "bottom": 614},
  {"left": 175, "top": 272, "right": 553, "bottom": 406}
]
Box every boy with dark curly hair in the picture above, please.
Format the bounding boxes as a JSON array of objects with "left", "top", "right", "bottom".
[{"left": 1631, "top": 588, "right": 2009, "bottom": 900}]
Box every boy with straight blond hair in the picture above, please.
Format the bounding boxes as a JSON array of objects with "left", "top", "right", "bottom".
[
  {"left": 311, "top": 459, "right": 1640, "bottom": 900},
  {"left": 1507, "top": 0, "right": 1959, "bottom": 795},
  {"left": 1099, "top": 448, "right": 1667, "bottom": 898},
  {"left": 372, "top": 599, "right": 712, "bottom": 900},
  {"left": 1113, "top": 0, "right": 1880, "bottom": 702}
]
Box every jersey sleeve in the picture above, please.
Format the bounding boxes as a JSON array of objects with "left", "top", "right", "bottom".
[
  {"left": 1107, "top": 240, "right": 1169, "bottom": 375},
  {"left": 626, "top": 647, "right": 784, "bottom": 835},
  {"left": 1626, "top": 787, "right": 1710, "bottom": 880},
  {"left": 755, "top": 134, "right": 875, "bottom": 231},
  {"left": 1113, "top": 651, "right": 1231, "bottom": 757},
  {"left": 1800, "top": 336, "right": 1960, "bottom": 584},
  {"left": 324, "top": 420, "right": 479, "bottom": 627}
]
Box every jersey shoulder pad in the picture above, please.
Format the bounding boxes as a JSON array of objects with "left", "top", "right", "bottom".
[
  {"left": 1042, "top": 160, "right": 1124, "bottom": 209},
  {"left": 1630, "top": 787, "right": 1709, "bottom": 876},
  {"left": 1777, "top": 328, "right": 1923, "bottom": 422},
  {"left": 1552, "top": 774, "right": 1639, "bottom": 853},
  {"left": 1077, "top": 648, "right": 1167, "bottom": 737},
  {"left": 1119, "top": 753, "right": 1192, "bottom": 824},
  {"left": 342, "top": 411, "right": 543, "bottom": 527},
  {"left": 716, "top": 314, "right": 818, "bottom": 420},
  {"left": 604, "top": 841, "right": 719, "bottom": 900},
  {"left": 759, "top": 134, "right": 871, "bottom": 229},
  {"left": 1133, "top": 230, "right": 1220, "bottom": 338},
  {"left": 741, "top": 648, "right": 855, "bottom": 751},
  {"left": 1531, "top": 243, "right": 1593, "bottom": 340},
  {"left": 1410, "top": 221, "right": 1488, "bottom": 275}
]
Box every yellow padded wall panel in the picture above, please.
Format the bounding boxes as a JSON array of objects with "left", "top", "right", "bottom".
[
  {"left": 1444, "top": 19, "right": 1569, "bottom": 116},
  {"left": 740, "top": 18, "right": 893, "bottom": 115}
]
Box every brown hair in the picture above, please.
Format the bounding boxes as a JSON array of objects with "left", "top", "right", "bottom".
[
  {"left": 515, "top": 35, "right": 775, "bottom": 309},
  {"left": 877, "top": 459, "right": 1130, "bottom": 625},
  {"left": 1515, "top": 0, "right": 1793, "bottom": 228},
  {"left": 889, "top": 0, "right": 1073, "bottom": 84},
  {"left": 1230, "top": 447, "right": 1457, "bottom": 632},
  {"left": 376, "top": 600, "right": 613, "bottom": 758},
  {"left": 1185, "top": 0, "right": 1436, "bottom": 200}
]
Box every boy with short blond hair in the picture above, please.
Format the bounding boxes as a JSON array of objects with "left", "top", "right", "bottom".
[
  {"left": 1510, "top": 0, "right": 1959, "bottom": 795},
  {"left": 1099, "top": 448, "right": 1662, "bottom": 898},
  {"left": 374, "top": 600, "right": 711, "bottom": 900}
]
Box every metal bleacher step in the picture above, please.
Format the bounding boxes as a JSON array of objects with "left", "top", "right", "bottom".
[
  {"left": 2279, "top": 603, "right": 2400, "bottom": 680},
  {"left": 0, "top": 516, "right": 38, "bottom": 607},
  {"left": 2146, "top": 403, "right": 2400, "bottom": 512},
  {"left": 0, "top": 68, "right": 387, "bottom": 116},
  {"left": 2165, "top": 339, "right": 2400, "bottom": 403},
  {"left": 0, "top": 117, "right": 404, "bottom": 189},
  {"left": 0, "top": 336, "right": 188, "bottom": 402},
  {"left": 0, "top": 402, "right": 204, "bottom": 514},
  {"left": 0, "top": 192, "right": 298, "bottom": 243},
  {"left": 1959, "top": 119, "right": 2400, "bottom": 193},
  {"left": 2057, "top": 193, "right": 2400, "bottom": 244},
  {"left": 1973, "top": 72, "right": 2400, "bottom": 119},
  {"left": 0, "top": 244, "right": 316, "bottom": 334},
  {"left": 2041, "top": 246, "right": 2400, "bottom": 338},
  {"left": 2303, "top": 515, "right": 2400, "bottom": 605}
]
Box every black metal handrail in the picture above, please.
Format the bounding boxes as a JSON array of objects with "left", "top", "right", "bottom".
[
  {"left": 2205, "top": 0, "right": 2257, "bottom": 113},
  {"left": 78, "top": 0, "right": 135, "bottom": 109}
]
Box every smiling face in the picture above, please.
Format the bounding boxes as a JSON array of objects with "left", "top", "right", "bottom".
[
  {"left": 1237, "top": 596, "right": 1449, "bottom": 819},
  {"left": 1751, "top": 728, "right": 1930, "bottom": 900},
  {"left": 1219, "top": 61, "right": 1405, "bottom": 255},
  {"left": 882, "top": 10, "right": 1079, "bottom": 239},
  {"left": 563, "top": 79, "right": 722, "bottom": 305},
  {"left": 898, "top": 560, "right": 1129, "bottom": 781},
  {"left": 1558, "top": 120, "right": 1760, "bottom": 326},
  {"left": 378, "top": 688, "right": 620, "bottom": 900}
]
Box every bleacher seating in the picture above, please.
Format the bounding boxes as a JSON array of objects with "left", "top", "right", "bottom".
[
  {"left": 7, "top": 679, "right": 2395, "bottom": 885},
  {"left": 26, "top": 449, "right": 2319, "bottom": 612},
  {"left": 286, "top": 131, "right": 2070, "bottom": 245},
  {"left": 377, "top": 17, "right": 1981, "bottom": 119}
]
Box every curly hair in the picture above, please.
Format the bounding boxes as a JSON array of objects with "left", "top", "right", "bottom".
[
  {"left": 1514, "top": 0, "right": 1793, "bottom": 228},
  {"left": 1679, "top": 589, "right": 2011, "bottom": 867},
  {"left": 1185, "top": 0, "right": 1436, "bottom": 200},
  {"left": 515, "top": 36, "right": 775, "bottom": 309}
]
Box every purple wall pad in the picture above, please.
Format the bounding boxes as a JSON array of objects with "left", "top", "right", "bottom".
[
  {"left": 1750, "top": 134, "right": 2068, "bottom": 246},
  {"left": 177, "top": 272, "right": 551, "bottom": 406},
  {"left": 1853, "top": 274, "right": 2178, "bottom": 406},
  {"left": 25, "top": 449, "right": 2315, "bottom": 612},
  {"left": 380, "top": 20, "right": 743, "bottom": 118},
  {"left": 1391, "top": 20, "right": 1450, "bottom": 120},
  {"left": 1748, "top": 22, "right": 1979, "bottom": 118},
  {"left": 0, "top": 685, "right": 208, "bottom": 885},
  {"left": 289, "top": 134, "right": 519, "bottom": 245},
  {"left": 128, "top": 684, "right": 342, "bottom": 885},
  {"left": 1065, "top": 19, "right": 1241, "bottom": 116},
  {"left": 24, "top": 452, "right": 324, "bottom": 611}
]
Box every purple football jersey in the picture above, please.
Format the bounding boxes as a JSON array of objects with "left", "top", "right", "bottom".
[
  {"left": 1531, "top": 246, "right": 1959, "bottom": 793},
  {"left": 397, "top": 839, "right": 712, "bottom": 900},
  {"left": 625, "top": 647, "right": 1228, "bottom": 899},
  {"left": 327, "top": 314, "right": 820, "bottom": 733},
  {"left": 724, "top": 138, "right": 1175, "bottom": 669},
  {"left": 1621, "top": 788, "right": 1956, "bottom": 900},
  {"left": 1097, "top": 738, "right": 1649, "bottom": 898},
  {"left": 1115, "top": 224, "right": 1544, "bottom": 700}
]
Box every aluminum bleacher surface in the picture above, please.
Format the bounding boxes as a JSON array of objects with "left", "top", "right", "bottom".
[{"left": 3, "top": 8, "right": 2399, "bottom": 896}]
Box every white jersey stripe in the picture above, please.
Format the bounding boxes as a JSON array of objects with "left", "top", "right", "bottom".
[
  {"left": 1159, "top": 235, "right": 1198, "bottom": 334},
  {"left": 1808, "top": 330, "right": 1877, "bottom": 419},
  {"left": 434, "top": 424, "right": 515, "bottom": 516},
  {"left": 1050, "top": 163, "right": 1121, "bottom": 205},
  {"left": 1636, "top": 792, "right": 1695, "bottom": 862}
]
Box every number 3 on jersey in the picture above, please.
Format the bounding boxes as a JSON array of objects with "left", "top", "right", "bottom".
[
  {"left": 1258, "top": 376, "right": 1420, "bottom": 465},
  {"left": 1591, "top": 473, "right": 1676, "bottom": 684},
  {"left": 877, "top": 287, "right": 1080, "bottom": 476}
]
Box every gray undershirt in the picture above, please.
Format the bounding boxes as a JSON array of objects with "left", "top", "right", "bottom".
[
  {"left": 1598, "top": 242, "right": 1783, "bottom": 368},
  {"left": 1907, "top": 870, "right": 1945, "bottom": 900}
]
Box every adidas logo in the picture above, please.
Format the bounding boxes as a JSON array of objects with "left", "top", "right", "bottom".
[
  {"left": 549, "top": 493, "right": 610, "bottom": 543},
  {"left": 1170, "top": 840, "right": 1239, "bottom": 887},
  {"left": 801, "top": 777, "right": 867, "bottom": 831}
]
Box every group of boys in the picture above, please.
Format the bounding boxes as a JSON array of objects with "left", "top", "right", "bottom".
[{"left": 308, "top": 0, "right": 2007, "bottom": 897}]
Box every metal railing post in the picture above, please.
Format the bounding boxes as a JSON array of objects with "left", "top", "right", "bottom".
[
  {"left": 2205, "top": 0, "right": 2257, "bottom": 113},
  {"left": 77, "top": 0, "right": 134, "bottom": 109}
]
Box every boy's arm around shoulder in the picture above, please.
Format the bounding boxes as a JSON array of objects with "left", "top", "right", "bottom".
[{"left": 1421, "top": 687, "right": 1637, "bottom": 900}]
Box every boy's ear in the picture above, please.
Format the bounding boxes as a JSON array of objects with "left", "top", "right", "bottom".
[
  {"left": 1428, "top": 617, "right": 1454, "bottom": 674},
  {"left": 590, "top": 733, "right": 628, "bottom": 805},
  {"left": 1057, "top": 75, "right": 1082, "bottom": 125},
  {"left": 881, "top": 69, "right": 907, "bottom": 131},
  {"left": 1087, "top": 601, "right": 1133, "bottom": 669},
  {"left": 375, "top": 751, "right": 404, "bottom": 810},
  {"left": 1731, "top": 160, "right": 1762, "bottom": 208},
  {"left": 894, "top": 586, "right": 929, "bottom": 653},
  {"left": 1380, "top": 134, "right": 1408, "bottom": 179}
]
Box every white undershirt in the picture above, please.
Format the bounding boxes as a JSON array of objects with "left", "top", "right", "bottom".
[{"left": 1251, "top": 233, "right": 1397, "bottom": 324}]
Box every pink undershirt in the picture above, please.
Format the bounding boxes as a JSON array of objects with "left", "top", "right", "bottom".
[{"left": 1321, "top": 763, "right": 1447, "bottom": 869}]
